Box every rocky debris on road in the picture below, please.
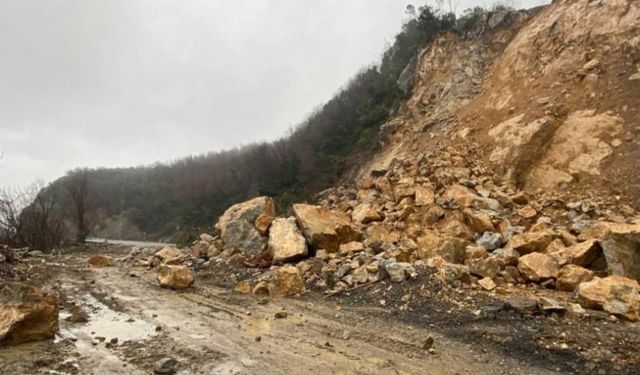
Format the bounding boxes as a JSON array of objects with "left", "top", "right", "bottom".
[
  {"left": 156, "top": 265, "right": 195, "bottom": 290},
  {"left": 0, "top": 282, "right": 59, "bottom": 346}
]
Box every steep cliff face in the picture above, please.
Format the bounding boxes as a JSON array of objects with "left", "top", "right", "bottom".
[{"left": 358, "top": 0, "right": 640, "bottom": 210}]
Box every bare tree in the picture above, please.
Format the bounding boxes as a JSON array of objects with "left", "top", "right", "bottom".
[
  {"left": 65, "top": 170, "right": 90, "bottom": 243},
  {"left": 0, "top": 182, "right": 66, "bottom": 250}
]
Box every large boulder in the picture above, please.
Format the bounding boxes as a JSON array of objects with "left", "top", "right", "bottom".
[
  {"left": 156, "top": 265, "right": 195, "bottom": 290},
  {"left": 268, "top": 217, "right": 308, "bottom": 264},
  {"left": 600, "top": 223, "right": 640, "bottom": 282},
  {"left": 271, "top": 265, "right": 305, "bottom": 297},
  {"left": 217, "top": 196, "right": 275, "bottom": 254},
  {"left": 517, "top": 252, "right": 559, "bottom": 282},
  {"left": 0, "top": 282, "right": 59, "bottom": 346},
  {"left": 576, "top": 276, "right": 640, "bottom": 321},
  {"left": 292, "top": 204, "right": 359, "bottom": 253}
]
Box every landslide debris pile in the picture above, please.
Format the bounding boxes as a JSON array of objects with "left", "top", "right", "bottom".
[{"left": 133, "top": 0, "right": 640, "bottom": 322}]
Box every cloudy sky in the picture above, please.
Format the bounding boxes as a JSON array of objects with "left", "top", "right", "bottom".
[{"left": 0, "top": 0, "right": 549, "bottom": 188}]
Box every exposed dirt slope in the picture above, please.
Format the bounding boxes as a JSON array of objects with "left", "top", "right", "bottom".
[{"left": 360, "top": 0, "right": 640, "bottom": 210}]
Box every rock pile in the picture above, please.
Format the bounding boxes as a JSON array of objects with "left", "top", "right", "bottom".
[{"left": 171, "top": 145, "right": 640, "bottom": 320}]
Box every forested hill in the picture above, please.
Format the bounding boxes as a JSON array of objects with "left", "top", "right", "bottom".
[{"left": 46, "top": 7, "right": 493, "bottom": 241}]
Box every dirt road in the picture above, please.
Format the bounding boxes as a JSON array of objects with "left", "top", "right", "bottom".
[{"left": 1, "top": 246, "right": 637, "bottom": 374}]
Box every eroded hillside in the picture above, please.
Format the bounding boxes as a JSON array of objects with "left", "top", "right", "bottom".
[{"left": 360, "top": 0, "right": 639, "bottom": 209}]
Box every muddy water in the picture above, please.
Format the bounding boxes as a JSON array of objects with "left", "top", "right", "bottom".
[{"left": 58, "top": 294, "right": 157, "bottom": 344}]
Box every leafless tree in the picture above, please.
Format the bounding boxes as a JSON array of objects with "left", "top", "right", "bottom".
[
  {"left": 64, "top": 170, "right": 90, "bottom": 243},
  {"left": 0, "top": 182, "right": 66, "bottom": 250}
]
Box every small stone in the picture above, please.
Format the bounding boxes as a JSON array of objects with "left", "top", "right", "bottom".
[
  {"left": 154, "top": 357, "right": 180, "bottom": 374},
  {"left": 503, "top": 297, "right": 538, "bottom": 315},
  {"left": 478, "top": 277, "right": 496, "bottom": 291},
  {"left": 234, "top": 281, "right": 252, "bottom": 294},
  {"left": 422, "top": 336, "right": 435, "bottom": 350},
  {"left": 274, "top": 311, "right": 288, "bottom": 319}
]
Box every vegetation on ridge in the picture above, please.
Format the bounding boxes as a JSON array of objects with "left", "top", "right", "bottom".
[{"left": 16, "top": 6, "right": 504, "bottom": 245}]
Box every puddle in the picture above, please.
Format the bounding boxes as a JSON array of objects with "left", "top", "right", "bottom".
[{"left": 58, "top": 294, "right": 157, "bottom": 345}]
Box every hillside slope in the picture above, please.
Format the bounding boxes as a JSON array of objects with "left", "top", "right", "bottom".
[{"left": 355, "top": 0, "right": 639, "bottom": 209}]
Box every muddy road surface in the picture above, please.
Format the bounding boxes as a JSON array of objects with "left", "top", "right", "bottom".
[{"left": 0, "top": 246, "right": 636, "bottom": 374}]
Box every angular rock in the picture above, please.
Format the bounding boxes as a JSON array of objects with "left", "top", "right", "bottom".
[
  {"left": 254, "top": 213, "right": 274, "bottom": 235},
  {"left": 155, "top": 247, "right": 183, "bottom": 263},
  {"left": 478, "top": 277, "right": 496, "bottom": 291},
  {"left": 415, "top": 186, "right": 435, "bottom": 206},
  {"left": 443, "top": 184, "right": 480, "bottom": 207},
  {"left": 351, "top": 203, "right": 383, "bottom": 224},
  {"left": 576, "top": 276, "right": 640, "bottom": 321},
  {"left": 268, "top": 217, "right": 308, "bottom": 264},
  {"left": 199, "top": 233, "right": 215, "bottom": 243},
  {"left": 271, "top": 265, "right": 305, "bottom": 297},
  {"left": 464, "top": 245, "right": 489, "bottom": 262},
  {"left": 517, "top": 253, "right": 559, "bottom": 282},
  {"left": 233, "top": 281, "right": 251, "bottom": 294},
  {"left": 503, "top": 297, "right": 538, "bottom": 315},
  {"left": 293, "top": 204, "right": 359, "bottom": 253},
  {"left": 0, "top": 282, "right": 59, "bottom": 346},
  {"left": 439, "top": 212, "right": 474, "bottom": 240},
  {"left": 557, "top": 265, "right": 595, "bottom": 292},
  {"left": 506, "top": 230, "right": 556, "bottom": 254},
  {"left": 156, "top": 265, "right": 195, "bottom": 290},
  {"left": 437, "top": 237, "right": 467, "bottom": 264},
  {"left": 384, "top": 261, "right": 414, "bottom": 282},
  {"left": 217, "top": 196, "right": 275, "bottom": 254},
  {"left": 493, "top": 247, "right": 520, "bottom": 267},
  {"left": 467, "top": 256, "right": 500, "bottom": 278},
  {"left": 190, "top": 241, "right": 210, "bottom": 259},
  {"left": 463, "top": 209, "right": 495, "bottom": 234},
  {"left": 154, "top": 357, "right": 180, "bottom": 374},
  {"left": 600, "top": 223, "right": 640, "bottom": 281},
  {"left": 87, "top": 255, "right": 114, "bottom": 268},
  {"left": 549, "top": 239, "right": 602, "bottom": 268},
  {"left": 476, "top": 232, "right": 502, "bottom": 251},
  {"left": 339, "top": 241, "right": 365, "bottom": 255}
]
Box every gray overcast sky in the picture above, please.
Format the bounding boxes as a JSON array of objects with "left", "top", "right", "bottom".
[{"left": 0, "top": 0, "right": 549, "bottom": 188}]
